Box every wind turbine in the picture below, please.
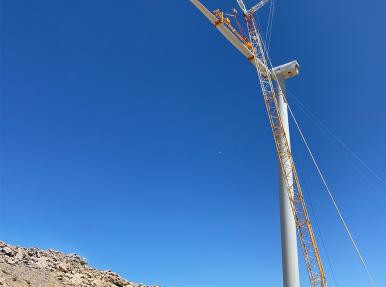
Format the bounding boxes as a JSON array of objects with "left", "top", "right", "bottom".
[{"left": 190, "top": 1, "right": 327, "bottom": 286}]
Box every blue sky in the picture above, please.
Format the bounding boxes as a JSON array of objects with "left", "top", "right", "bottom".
[{"left": 1, "top": 0, "right": 386, "bottom": 286}]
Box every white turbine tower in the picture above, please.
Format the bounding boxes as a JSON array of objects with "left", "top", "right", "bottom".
[
  {"left": 190, "top": 1, "right": 300, "bottom": 285},
  {"left": 272, "top": 63, "right": 301, "bottom": 287}
]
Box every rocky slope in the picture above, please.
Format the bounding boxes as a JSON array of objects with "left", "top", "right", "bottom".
[{"left": 0, "top": 241, "right": 158, "bottom": 287}]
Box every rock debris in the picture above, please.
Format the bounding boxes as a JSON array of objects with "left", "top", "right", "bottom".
[{"left": 0, "top": 241, "right": 158, "bottom": 287}]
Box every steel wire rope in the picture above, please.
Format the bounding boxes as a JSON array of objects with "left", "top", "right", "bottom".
[
  {"left": 286, "top": 103, "right": 377, "bottom": 287},
  {"left": 285, "top": 91, "right": 386, "bottom": 188},
  {"left": 284, "top": 93, "right": 386, "bottom": 201},
  {"left": 254, "top": 11, "right": 376, "bottom": 286},
  {"left": 295, "top": 149, "right": 339, "bottom": 287},
  {"left": 264, "top": 0, "right": 274, "bottom": 53}
]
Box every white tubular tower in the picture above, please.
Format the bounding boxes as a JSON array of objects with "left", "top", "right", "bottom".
[{"left": 274, "top": 63, "right": 301, "bottom": 287}]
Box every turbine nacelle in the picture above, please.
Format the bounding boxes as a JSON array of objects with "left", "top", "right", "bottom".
[{"left": 272, "top": 61, "right": 300, "bottom": 80}]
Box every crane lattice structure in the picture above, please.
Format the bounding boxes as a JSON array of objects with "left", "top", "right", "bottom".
[
  {"left": 190, "top": 0, "right": 327, "bottom": 286},
  {"left": 238, "top": 1, "right": 327, "bottom": 285}
]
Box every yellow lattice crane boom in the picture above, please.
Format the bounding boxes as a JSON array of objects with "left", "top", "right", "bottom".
[
  {"left": 190, "top": 0, "right": 327, "bottom": 286},
  {"left": 240, "top": 3, "right": 327, "bottom": 285}
]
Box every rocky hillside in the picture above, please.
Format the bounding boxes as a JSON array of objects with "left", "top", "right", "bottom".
[{"left": 0, "top": 241, "right": 158, "bottom": 287}]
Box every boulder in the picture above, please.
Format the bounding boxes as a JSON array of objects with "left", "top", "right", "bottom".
[{"left": 1, "top": 247, "right": 15, "bottom": 257}]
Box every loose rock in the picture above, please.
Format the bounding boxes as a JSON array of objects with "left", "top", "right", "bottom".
[{"left": 0, "top": 241, "right": 158, "bottom": 287}]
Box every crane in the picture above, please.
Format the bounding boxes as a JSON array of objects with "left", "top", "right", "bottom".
[{"left": 190, "top": 0, "right": 327, "bottom": 286}]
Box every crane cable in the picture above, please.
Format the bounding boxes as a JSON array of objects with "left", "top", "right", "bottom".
[
  {"left": 286, "top": 91, "right": 386, "bottom": 188},
  {"left": 285, "top": 92, "right": 386, "bottom": 201},
  {"left": 247, "top": 4, "right": 376, "bottom": 284},
  {"left": 286, "top": 102, "right": 377, "bottom": 287},
  {"left": 264, "top": 0, "right": 274, "bottom": 53},
  {"left": 299, "top": 163, "right": 339, "bottom": 287},
  {"left": 254, "top": 10, "right": 376, "bottom": 284}
]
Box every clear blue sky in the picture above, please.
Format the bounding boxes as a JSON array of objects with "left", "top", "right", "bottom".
[{"left": 1, "top": 0, "right": 386, "bottom": 286}]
